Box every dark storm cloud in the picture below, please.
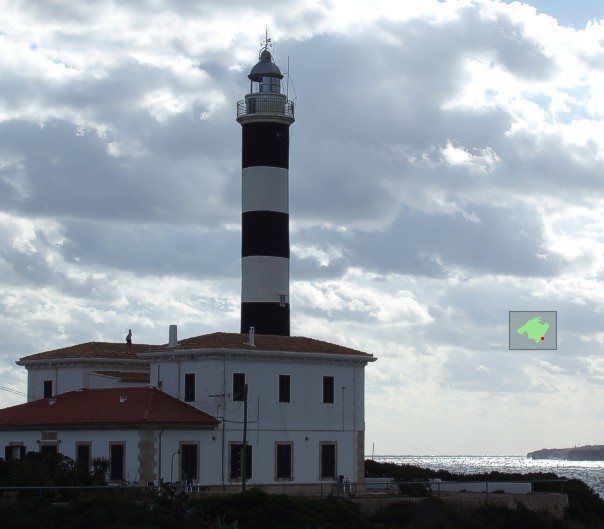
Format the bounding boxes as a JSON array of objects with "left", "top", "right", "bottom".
[
  {"left": 292, "top": 202, "right": 564, "bottom": 279},
  {"left": 282, "top": 12, "right": 564, "bottom": 234},
  {"left": 61, "top": 219, "right": 240, "bottom": 279},
  {"left": 453, "top": 4, "right": 556, "bottom": 80},
  {"left": 0, "top": 119, "right": 239, "bottom": 225}
]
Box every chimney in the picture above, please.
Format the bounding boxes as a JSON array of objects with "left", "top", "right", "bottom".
[
  {"left": 248, "top": 326, "right": 255, "bottom": 347},
  {"left": 169, "top": 325, "right": 178, "bottom": 347}
]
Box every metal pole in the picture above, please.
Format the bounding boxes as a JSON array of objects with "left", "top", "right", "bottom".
[
  {"left": 171, "top": 450, "right": 179, "bottom": 483},
  {"left": 242, "top": 384, "right": 248, "bottom": 492}
]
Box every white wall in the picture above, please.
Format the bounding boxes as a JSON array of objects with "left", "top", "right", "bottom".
[
  {"left": 151, "top": 355, "right": 366, "bottom": 430},
  {"left": 219, "top": 430, "right": 357, "bottom": 484},
  {"left": 0, "top": 428, "right": 219, "bottom": 486},
  {"left": 15, "top": 349, "right": 370, "bottom": 487},
  {"left": 27, "top": 366, "right": 86, "bottom": 401},
  {"left": 149, "top": 352, "right": 367, "bottom": 484},
  {"left": 25, "top": 364, "right": 149, "bottom": 401},
  {"left": 0, "top": 429, "right": 140, "bottom": 482},
  {"left": 88, "top": 373, "right": 148, "bottom": 389},
  {"left": 158, "top": 429, "right": 220, "bottom": 485}
]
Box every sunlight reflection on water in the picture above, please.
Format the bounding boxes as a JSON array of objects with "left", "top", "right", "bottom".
[{"left": 372, "top": 455, "right": 604, "bottom": 498}]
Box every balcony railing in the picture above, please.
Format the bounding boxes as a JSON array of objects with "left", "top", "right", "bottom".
[{"left": 237, "top": 96, "right": 295, "bottom": 120}]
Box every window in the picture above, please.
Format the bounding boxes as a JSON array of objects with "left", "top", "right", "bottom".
[
  {"left": 278, "top": 375, "right": 290, "bottom": 403},
  {"left": 320, "top": 443, "right": 337, "bottom": 480},
  {"left": 4, "top": 444, "right": 25, "bottom": 460},
  {"left": 259, "top": 76, "right": 280, "bottom": 94},
  {"left": 43, "top": 380, "right": 53, "bottom": 398},
  {"left": 233, "top": 373, "right": 246, "bottom": 402},
  {"left": 279, "top": 294, "right": 287, "bottom": 307},
  {"left": 40, "top": 431, "right": 58, "bottom": 454},
  {"left": 180, "top": 443, "right": 198, "bottom": 483},
  {"left": 76, "top": 443, "right": 91, "bottom": 469},
  {"left": 110, "top": 443, "right": 125, "bottom": 481},
  {"left": 323, "top": 376, "right": 334, "bottom": 404},
  {"left": 184, "top": 373, "right": 195, "bottom": 402},
  {"left": 229, "top": 444, "right": 252, "bottom": 480},
  {"left": 275, "top": 443, "right": 293, "bottom": 480},
  {"left": 40, "top": 443, "right": 58, "bottom": 455}
]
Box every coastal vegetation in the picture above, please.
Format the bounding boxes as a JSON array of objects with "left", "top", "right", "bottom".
[{"left": 0, "top": 454, "right": 604, "bottom": 528}]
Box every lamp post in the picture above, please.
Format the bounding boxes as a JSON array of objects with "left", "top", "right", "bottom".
[{"left": 170, "top": 450, "right": 180, "bottom": 483}]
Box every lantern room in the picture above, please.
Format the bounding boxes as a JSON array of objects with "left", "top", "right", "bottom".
[{"left": 248, "top": 49, "right": 283, "bottom": 94}]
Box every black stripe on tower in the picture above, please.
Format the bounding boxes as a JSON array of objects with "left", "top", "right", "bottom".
[
  {"left": 242, "top": 211, "right": 289, "bottom": 258},
  {"left": 242, "top": 122, "right": 290, "bottom": 169},
  {"left": 241, "top": 302, "right": 290, "bottom": 336}
]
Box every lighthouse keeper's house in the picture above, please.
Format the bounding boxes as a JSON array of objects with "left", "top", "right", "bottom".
[{"left": 0, "top": 328, "right": 375, "bottom": 491}]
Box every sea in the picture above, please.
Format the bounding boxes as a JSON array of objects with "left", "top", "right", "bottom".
[{"left": 371, "top": 455, "right": 604, "bottom": 498}]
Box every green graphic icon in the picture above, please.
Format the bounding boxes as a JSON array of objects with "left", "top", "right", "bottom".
[
  {"left": 509, "top": 311, "right": 557, "bottom": 350},
  {"left": 516, "top": 316, "right": 549, "bottom": 343}
]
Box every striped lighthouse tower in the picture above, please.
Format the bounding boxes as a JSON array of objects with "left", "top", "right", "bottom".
[{"left": 236, "top": 41, "right": 295, "bottom": 336}]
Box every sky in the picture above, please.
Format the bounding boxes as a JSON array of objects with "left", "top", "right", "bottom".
[{"left": 1, "top": 0, "right": 604, "bottom": 456}]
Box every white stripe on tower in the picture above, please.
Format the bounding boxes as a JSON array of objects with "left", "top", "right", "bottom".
[{"left": 236, "top": 46, "right": 295, "bottom": 336}]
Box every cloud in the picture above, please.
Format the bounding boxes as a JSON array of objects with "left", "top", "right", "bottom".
[{"left": 1, "top": 0, "right": 604, "bottom": 454}]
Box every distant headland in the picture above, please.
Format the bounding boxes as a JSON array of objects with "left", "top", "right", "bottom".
[{"left": 528, "top": 445, "right": 604, "bottom": 461}]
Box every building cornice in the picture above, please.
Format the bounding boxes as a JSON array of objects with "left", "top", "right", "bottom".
[
  {"left": 0, "top": 421, "right": 219, "bottom": 431},
  {"left": 16, "top": 357, "right": 149, "bottom": 368},
  {"left": 139, "top": 347, "right": 376, "bottom": 365}
]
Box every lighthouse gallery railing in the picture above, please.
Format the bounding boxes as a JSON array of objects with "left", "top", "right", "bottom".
[{"left": 237, "top": 97, "right": 295, "bottom": 119}]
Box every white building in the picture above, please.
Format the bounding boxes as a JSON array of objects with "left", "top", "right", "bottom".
[{"left": 0, "top": 328, "right": 375, "bottom": 491}]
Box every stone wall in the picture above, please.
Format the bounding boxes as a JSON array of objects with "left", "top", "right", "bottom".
[{"left": 352, "top": 492, "right": 569, "bottom": 519}]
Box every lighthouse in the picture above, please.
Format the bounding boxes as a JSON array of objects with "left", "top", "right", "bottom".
[{"left": 236, "top": 42, "right": 295, "bottom": 336}]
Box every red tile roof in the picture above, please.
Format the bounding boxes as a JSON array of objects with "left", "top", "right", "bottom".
[
  {"left": 164, "top": 332, "right": 373, "bottom": 357},
  {"left": 19, "top": 342, "right": 164, "bottom": 363},
  {"left": 19, "top": 333, "right": 374, "bottom": 362},
  {"left": 0, "top": 388, "right": 218, "bottom": 430}
]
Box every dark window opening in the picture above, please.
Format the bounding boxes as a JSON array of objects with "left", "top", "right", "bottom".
[
  {"left": 276, "top": 443, "right": 292, "bottom": 480},
  {"left": 320, "top": 443, "right": 337, "bottom": 479},
  {"left": 110, "top": 444, "right": 125, "bottom": 481},
  {"left": 233, "top": 373, "right": 246, "bottom": 401},
  {"left": 43, "top": 380, "right": 53, "bottom": 398},
  {"left": 230, "top": 444, "right": 252, "bottom": 480},
  {"left": 279, "top": 375, "right": 290, "bottom": 403},
  {"left": 323, "top": 376, "right": 334, "bottom": 404},
  {"left": 76, "top": 443, "right": 91, "bottom": 469},
  {"left": 40, "top": 444, "right": 58, "bottom": 455},
  {"left": 184, "top": 373, "right": 195, "bottom": 402},
  {"left": 181, "top": 444, "right": 198, "bottom": 482},
  {"left": 4, "top": 445, "right": 25, "bottom": 460}
]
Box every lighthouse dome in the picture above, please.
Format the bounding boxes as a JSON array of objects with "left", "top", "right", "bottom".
[{"left": 248, "top": 49, "right": 283, "bottom": 81}]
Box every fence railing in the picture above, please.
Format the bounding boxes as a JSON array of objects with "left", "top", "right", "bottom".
[
  {"left": 236, "top": 97, "right": 295, "bottom": 120},
  {"left": 0, "top": 478, "right": 569, "bottom": 501},
  {"left": 363, "top": 478, "right": 568, "bottom": 497}
]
